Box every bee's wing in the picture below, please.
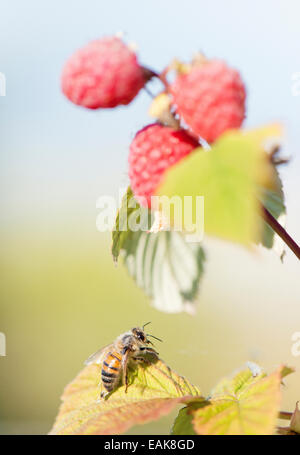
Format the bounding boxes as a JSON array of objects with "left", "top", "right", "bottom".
[{"left": 84, "top": 344, "right": 113, "bottom": 366}]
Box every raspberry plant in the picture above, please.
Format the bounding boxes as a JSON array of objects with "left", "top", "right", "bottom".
[{"left": 53, "top": 35, "right": 300, "bottom": 435}]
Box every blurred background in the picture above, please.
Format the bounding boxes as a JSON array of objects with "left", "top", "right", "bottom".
[{"left": 0, "top": 0, "right": 299, "bottom": 435}]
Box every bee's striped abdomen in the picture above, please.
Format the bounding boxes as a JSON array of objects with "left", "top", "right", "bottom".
[{"left": 101, "top": 351, "right": 122, "bottom": 393}]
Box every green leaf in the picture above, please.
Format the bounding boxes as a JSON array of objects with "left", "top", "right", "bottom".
[
  {"left": 189, "top": 364, "right": 293, "bottom": 435},
  {"left": 49, "top": 355, "right": 202, "bottom": 435},
  {"left": 122, "top": 229, "right": 205, "bottom": 314},
  {"left": 156, "top": 127, "right": 280, "bottom": 246},
  {"left": 111, "top": 187, "right": 142, "bottom": 263},
  {"left": 171, "top": 402, "right": 206, "bottom": 435},
  {"left": 258, "top": 167, "right": 285, "bottom": 250}
]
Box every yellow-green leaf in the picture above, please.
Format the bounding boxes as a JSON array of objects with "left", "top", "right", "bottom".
[
  {"left": 156, "top": 126, "right": 280, "bottom": 246},
  {"left": 50, "top": 356, "right": 202, "bottom": 435},
  {"left": 190, "top": 365, "right": 292, "bottom": 435}
]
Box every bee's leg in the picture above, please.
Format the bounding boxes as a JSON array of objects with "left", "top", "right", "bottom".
[
  {"left": 133, "top": 347, "right": 159, "bottom": 365},
  {"left": 97, "top": 390, "right": 109, "bottom": 403},
  {"left": 133, "top": 356, "right": 153, "bottom": 365},
  {"left": 133, "top": 356, "right": 146, "bottom": 363},
  {"left": 121, "top": 350, "right": 130, "bottom": 393},
  {"left": 139, "top": 347, "right": 159, "bottom": 358}
]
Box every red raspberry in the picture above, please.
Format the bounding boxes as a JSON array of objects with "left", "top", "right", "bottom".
[
  {"left": 129, "top": 124, "right": 198, "bottom": 207},
  {"left": 171, "top": 60, "right": 246, "bottom": 143},
  {"left": 61, "top": 36, "right": 146, "bottom": 109}
]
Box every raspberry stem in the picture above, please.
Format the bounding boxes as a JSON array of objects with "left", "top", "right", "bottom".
[
  {"left": 262, "top": 205, "right": 300, "bottom": 260},
  {"left": 142, "top": 67, "right": 170, "bottom": 90},
  {"left": 144, "top": 67, "right": 201, "bottom": 140}
]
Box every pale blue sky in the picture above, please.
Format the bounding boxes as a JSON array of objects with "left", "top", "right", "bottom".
[{"left": 0, "top": 0, "right": 299, "bottom": 226}]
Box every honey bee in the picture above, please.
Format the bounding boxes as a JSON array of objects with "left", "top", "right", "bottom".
[{"left": 84, "top": 323, "right": 162, "bottom": 399}]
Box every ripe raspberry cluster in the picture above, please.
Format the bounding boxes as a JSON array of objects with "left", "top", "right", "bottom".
[{"left": 62, "top": 35, "right": 247, "bottom": 207}]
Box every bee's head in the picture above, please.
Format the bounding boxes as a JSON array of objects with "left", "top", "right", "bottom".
[
  {"left": 131, "top": 327, "right": 147, "bottom": 344},
  {"left": 132, "top": 323, "right": 162, "bottom": 346}
]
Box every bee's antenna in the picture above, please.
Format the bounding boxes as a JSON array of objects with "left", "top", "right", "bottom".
[
  {"left": 147, "top": 334, "right": 163, "bottom": 342},
  {"left": 143, "top": 321, "right": 151, "bottom": 330}
]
